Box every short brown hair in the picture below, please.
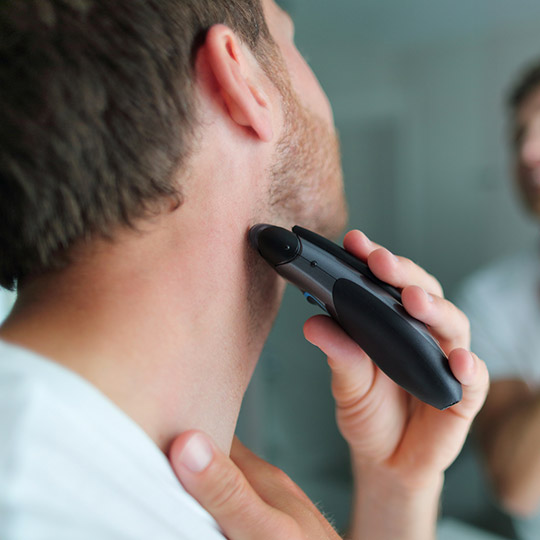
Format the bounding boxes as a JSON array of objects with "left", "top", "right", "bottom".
[
  {"left": 509, "top": 59, "right": 540, "bottom": 110},
  {"left": 0, "top": 0, "right": 275, "bottom": 290}
]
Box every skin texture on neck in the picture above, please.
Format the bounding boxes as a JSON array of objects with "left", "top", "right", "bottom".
[
  {"left": 0, "top": 46, "right": 291, "bottom": 450},
  {"left": 0, "top": 145, "right": 285, "bottom": 454}
]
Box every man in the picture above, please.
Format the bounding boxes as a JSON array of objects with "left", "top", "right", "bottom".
[
  {"left": 0, "top": 1, "right": 487, "bottom": 539},
  {"left": 458, "top": 60, "right": 540, "bottom": 540}
]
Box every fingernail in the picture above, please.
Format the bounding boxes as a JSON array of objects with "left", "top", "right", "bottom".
[
  {"left": 457, "top": 350, "right": 477, "bottom": 385},
  {"left": 424, "top": 289, "right": 434, "bottom": 303},
  {"left": 177, "top": 433, "right": 213, "bottom": 473}
]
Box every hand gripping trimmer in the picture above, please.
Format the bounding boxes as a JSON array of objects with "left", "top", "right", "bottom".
[{"left": 249, "top": 224, "right": 462, "bottom": 410}]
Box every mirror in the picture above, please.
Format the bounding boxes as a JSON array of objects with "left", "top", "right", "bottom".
[{"left": 238, "top": 2, "right": 540, "bottom": 539}]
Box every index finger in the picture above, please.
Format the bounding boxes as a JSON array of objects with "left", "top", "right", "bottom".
[
  {"left": 342, "top": 230, "right": 382, "bottom": 260},
  {"left": 401, "top": 285, "right": 470, "bottom": 350},
  {"left": 231, "top": 437, "right": 339, "bottom": 539},
  {"left": 343, "top": 230, "right": 444, "bottom": 298}
]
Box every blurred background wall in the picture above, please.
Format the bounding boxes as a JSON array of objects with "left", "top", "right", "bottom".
[
  {"left": 287, "top": 0, "right": 540, "bottom": 288},
  {"left": 236, "top": 1, "right": 540, "bottom": 537}
]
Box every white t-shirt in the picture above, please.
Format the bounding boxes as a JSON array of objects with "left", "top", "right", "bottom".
[
  {"left": 456, "top": 247, "right": 540, "bottom": 540},
  {"left": 455, "top": 247, "right": 540, "bottom": 388},
  {"left": 0, "top": 289, "right": 16, "bottom": 324},
  {"left": 0, "top": 340, "right": 225, "bottom": 540}
]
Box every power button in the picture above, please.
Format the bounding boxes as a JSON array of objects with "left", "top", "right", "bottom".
[{"left": 303, "top": 292, "right": 328, "bottom": 313}]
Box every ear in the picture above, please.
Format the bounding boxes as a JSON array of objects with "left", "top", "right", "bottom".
[{"left": 202, "top": 24, "right": 274, "bottom": 142}]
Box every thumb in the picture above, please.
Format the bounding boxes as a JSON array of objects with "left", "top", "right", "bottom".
[
  {"left": 303, "top": 315, "right": 378, "bottom": 407},
  {"left": 447, "top": 348, "right": 489, "bottom": 419},
  {"left": 169, "top": 431, "right": 296, "bottom": 540}
]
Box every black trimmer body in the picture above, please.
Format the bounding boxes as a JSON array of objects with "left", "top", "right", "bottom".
[{"left": 249, "top": 224, "right": 462, "bottom": 410}]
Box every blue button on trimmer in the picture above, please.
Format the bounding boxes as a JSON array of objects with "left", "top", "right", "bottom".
[{"left": 303, "top": 292, "right": 328, "bottom": 313}]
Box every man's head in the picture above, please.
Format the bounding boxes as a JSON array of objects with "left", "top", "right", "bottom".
[
  {"left": 0, "top": 0, "right": 345, "bottom": 291},
  {"left": 509, "top": 60, "right": 540, "bottom": 217}
]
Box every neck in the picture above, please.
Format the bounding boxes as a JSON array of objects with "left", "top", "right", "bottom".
[{"left": 0, "top": 207, "right": 283, "bottom": 455}]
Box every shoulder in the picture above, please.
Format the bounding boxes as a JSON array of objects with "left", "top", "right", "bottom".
[
  {"left": 454, "top": 249, "right": 540, "bottom": 382},
  {"left": 0, "top": 342, "right": 68, "bottom": 493},
  {"left": 456, "top": 248, "right": 539, "bottom": 308},
  {"left": 0, "top": 343, "right": 60, "bottom": 536},
  {"left": 0, "top": 343, "right": 47, "bottom": 461},
  {"left": 0, "top": 340, "right": 226, "bottom": 540}
]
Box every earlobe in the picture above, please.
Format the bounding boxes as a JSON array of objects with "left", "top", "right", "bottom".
[{"left": 203, "top": 25, "right": 274, "bottom": 142}]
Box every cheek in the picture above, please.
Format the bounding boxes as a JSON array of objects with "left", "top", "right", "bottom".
[
  {"left": 522, "top": 137, "right": 540, "bottom": 169},
  {"left": 282, "top": 44, "right": 334, "bottom": 124}
]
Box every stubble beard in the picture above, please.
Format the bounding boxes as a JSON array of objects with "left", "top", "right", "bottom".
[
  {"left": 268, "top": 78, "right": 348, "bottom": 239},
  {"left": 244, "top": 59, "right": 348, "bottom": 369}
]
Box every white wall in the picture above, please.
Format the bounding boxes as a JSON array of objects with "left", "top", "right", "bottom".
[{"left": 394, "top": 20, "right": 540, "bottom": 292}]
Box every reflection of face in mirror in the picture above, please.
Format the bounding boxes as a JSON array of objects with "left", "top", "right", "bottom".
[
  {"left": 514, "top": 73, "right": 540, "bottom": 217},
  {"left": 238, "top": 4, "right": 540, "bottom": 540},
  {"left": 457, "top": 59, "right": 540, "bottom": 540}
]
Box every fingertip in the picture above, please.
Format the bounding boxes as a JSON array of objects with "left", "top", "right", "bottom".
[
  {"left": 170, "top": 430, "right": 215, "bottom": 476},
  {"left": 303, "top": 314, "right": 336, "bottom": 345},
  {"left": 368, "top": 247, "right": 398, "bottom": 268},
  {"left": 343, "top": 229, "right": 368, "bottom": 244},
  {"left": 447, "top": 350, "right": 490, "bottom": 417},
  {"left": 343, "top": 229, "right": 373, "bottom": 258},
  {"left": 366, "top": 248, "right": 401, "bottom": 285},
  {"left": 169, "top": 429, "right": 201, "bottom": 461},
  {"left": 401, "top": 286, "right": 432, "bottom": 317},
  {"left": 302, "top": 316, "right": 318, "bottom": 345},
  {"left": 448, "top": 348, "right": 477, "bottom": 386}
]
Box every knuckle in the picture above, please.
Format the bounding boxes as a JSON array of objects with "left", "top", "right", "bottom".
[
  {"left": 401, "top": 258, "right": 444, "bottom": 298},
  {"left": 280, "top": 517, "right": 304, "bottom": 540},
  {"left": 269, "top": 467, "right": 306, "bottom": 499},
  {"left": 476, "top": 355, "right": 490, "bottom": 384},
  {"left": 259, "top": 515, "right": 303, "bottom": 540},
  {"left": 207, "top": 464, "right": 249, "bottom": 513},
  {"left": 401, "top": 255, "right": 419, "bottom": 275},
  {"left": 398, "top": 254, "right": 411, "bottom": 266},
  {"left": 254, "top": 511, "right": 304, "bottom": 540},
  {"left": 269, "top": 466, "right": 294, "bottom": 486},
  {"left": 428, "top": 274, "right": 444, "bottom": 298},
  {"left": 395, "top": 254, "right": 411, "bottom": 275},
  {"left": 332, "top": 378, "right": 372, "bottom": 410},
  {"left": 461, "top": 311, "right": 471, "bottom": 337},
  {"left": 451, "top": 305, "right": 471, "bottom": 339}
]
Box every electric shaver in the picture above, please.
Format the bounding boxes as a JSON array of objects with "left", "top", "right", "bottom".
[{"left": 249, "top": 224, "right": 462, "bottom": 410}]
